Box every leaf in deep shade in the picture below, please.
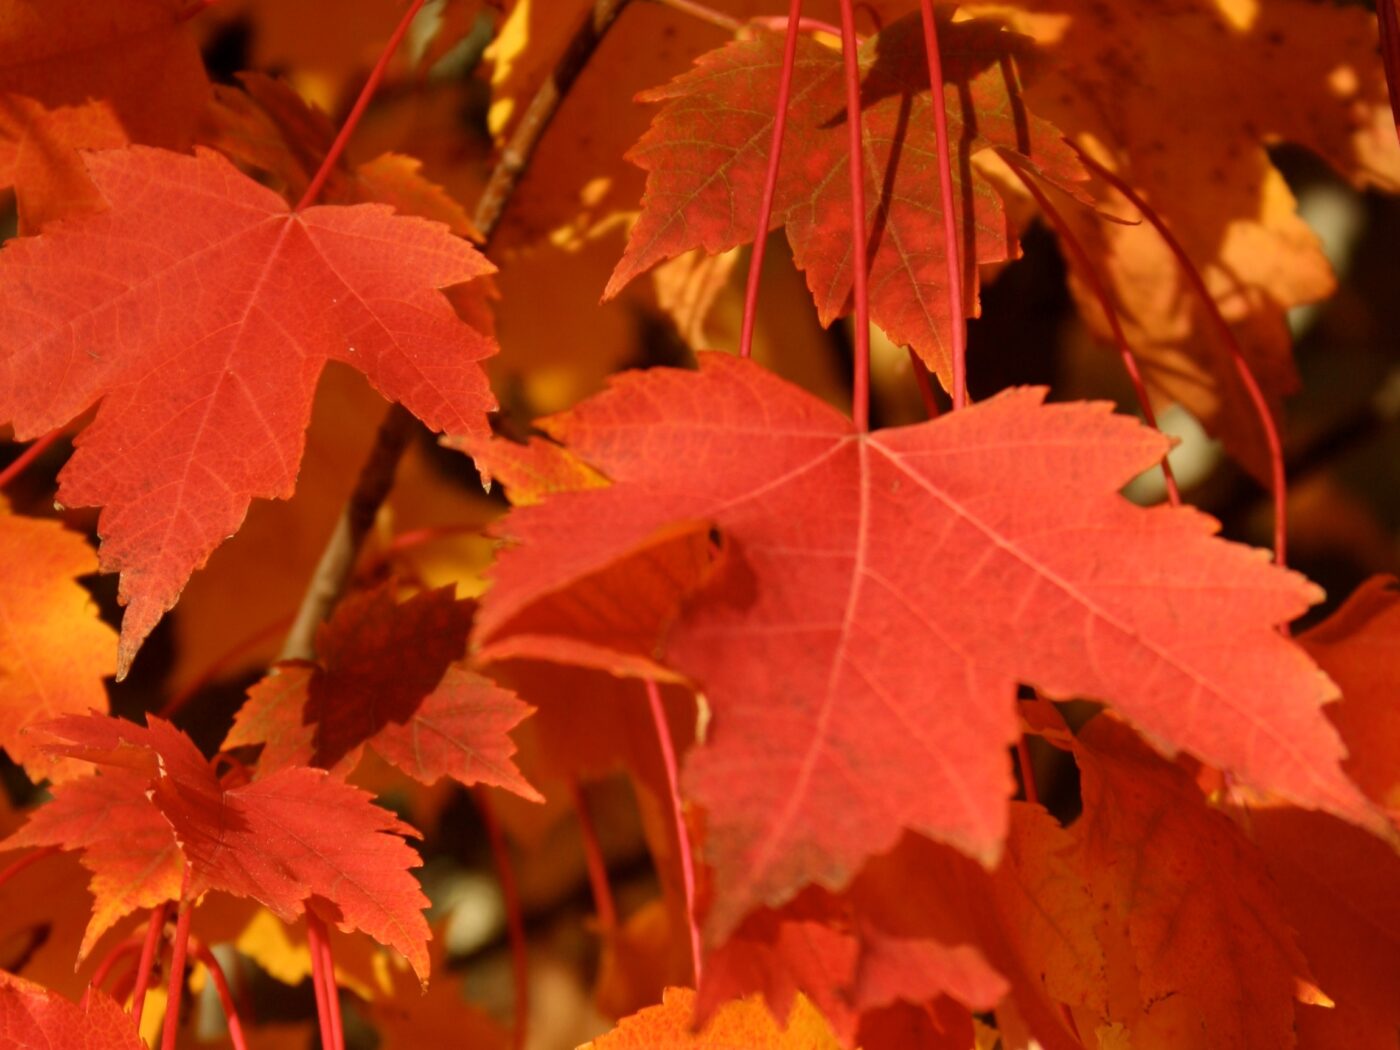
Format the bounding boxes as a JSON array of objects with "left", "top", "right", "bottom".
[
  {"left": 226, "top": 583, "right": 539, "bottom": 800},
  {"left": 608, "top": 12, "right": 1086, "bottom": 382},
  {"left": 0, "top": 974, "right": 142, "bottom": 1050},
  {"left": 963, "top": 0, "right": 1400, "bottom": 477},
  {"left": 1249, "top": 807, "right": 1400, "bottom": 1047},
  {"left": 0, "top": 146, "right": 497, "bottom": 676},
  {"left": 481, "top": 352, "right": 1371, "bottom": 940},
  {"left": 696, "top": 804, "right": 1098, "bottom": 1049},
  {"left": 0, "top": 0, "right": 209, "bottom": 231},
  {"left": 13, "top": 714, "right": 432, "bottom": 980},
  {"left": 1068, "top": 716, "right": 1322, "bottom": 1049},
  {"left": 0, "top": 511, "right": 115, "bottom": 783},
  {"left": 1297, "top": 575, "right": 1400, "bottom": 825}
]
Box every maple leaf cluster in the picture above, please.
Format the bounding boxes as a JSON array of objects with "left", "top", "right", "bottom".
[{"left": 0, "top": 0, "right": 1398, "bottom": 1047}]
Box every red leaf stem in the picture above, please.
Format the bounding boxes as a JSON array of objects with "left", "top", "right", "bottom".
[
  {"left": 89, "top": 938, "right": 143, "bottom": 995},
  {"left": 175, "top": 0, "right": 221, "bottom": 22},
  {"left": 907, "top": 346, "right": 941, "bottom": 419},
  {"left": 1016, "top": 738, "right": 1039, "bottom": 806},
  {"left": 569, "top": 777, "right": 618, "bottom": 933},
  {"left": 0, "top": 429, "right": 64, "bottom": 491},
  {"left": 739, "top": 0, "right": 804, "bottom": 361},
  {"left": 0, "top": 844, "right": 58, "bottom": 892},
  {"left": 918, "top": 0, "right": 968, "bottom": 410},
  {"left": 305, "top": 912, "right": 337, "bottom": 1050},
  {"left": 1003, "top": 156, "right": 1181, "bottom": 504},
  {"left": 1077, "top": 152, "right": 1288, "bottom": 568},
  {"left": 837, "top": 0, "right": 871, "bottom": 432},
  {"left": 189, "top": 940, "right": 249, "bottom": 1050},
  {"left": 362, "top": 523, "right": 486, "bottom": 579},
  {"left": 655, "top": 0, "right": 849, "bottom": 39},
  {"left": 130, "top": 902, "right": 169, "bottom": 1029},
  {"left": 308, "top": 913, "right": 344, "bottom": 1050},
  {"left": 159, "top": 614, "right": 293, "bottom": 719},
  {"left": 295, "top": 0, "right": 428, "bottom": 211},
  {"left": 1377, "top": 0, "right": 1400, "bottom": 144},
  {"left": 755, "top": 14, "right": 848, "bottom": 38},
  {"left": 476, "top": 789, "right": 528, "bottom": 1050},
  {"left": 645, "top": 679, "right": 701, "bottom": 983},
  {"left": 160, "top": 875, "right": 194, "bottom": 1050}
]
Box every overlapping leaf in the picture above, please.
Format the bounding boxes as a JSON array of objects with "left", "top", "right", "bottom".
[
  {"left": 3, "top": 767, "right": 183, "bottom": 959},
  {"left": 0, "top": 0, "right": 209, "bottom": 231},
  {"left": 227, "top": 582, "right": 538, "bottom": 798},
  {"left": 1297, "top": 575, "right": 1400, "bottom": 823},
  {"left": 202, "top": 73, "right": 480, "bottom": 237},
  {"left": 698, "top": 804, "right": 1097, "bottom": 1049},
  {"left": 1068, "top": 716, "right": 1321, "bottom": 1049},
  {"left": 964, "top": 0, "right": 1400, "bottom": 475},
  {"left": 0, "top": 974, "right": 141, "bottom": 1050},
  {"left": 608, "top": 12, "right": 1087, "bottom": 381},
  {"left": 583, "top": 985, "right": 843, "bottom": 1049},
  {"left": 1248, "top": 808, "right": 1400, "bottom": 1048},
  {"left": 480, "top": 353, "right": 1370, "bottom": 940},
  {"left": 6, "top": 714, "right": 432, "bottom": 979},
  {"left": 0, "top": 146, "right": 498, "bottom": 676},
  {"left": 0, "top": 510, "right": 115, "bottom": 782}
]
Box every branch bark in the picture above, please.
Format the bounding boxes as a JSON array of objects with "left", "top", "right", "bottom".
[{"left": 278, "top": 0, "right": 634, "bottom": 662}]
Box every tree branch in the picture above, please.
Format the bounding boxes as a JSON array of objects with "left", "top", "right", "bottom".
[
  {"left": 471, "top": 0, "right": 633, "bottom": 237},
  {"left": 278, "top": 0, "right": 634, "bottom": 662}
]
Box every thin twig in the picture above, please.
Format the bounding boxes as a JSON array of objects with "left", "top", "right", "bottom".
[
  {"left": 472, "top": 0, "right": 634, "bottom": 237},
  {"left": 280, "top": 0, "right": 636, "bottom": 663},
  {"left": 278, "top": 408, "right": 416, "bottom": 662}
]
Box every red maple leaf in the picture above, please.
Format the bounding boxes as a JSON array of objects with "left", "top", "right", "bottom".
[
  {"left": 11, "top": 713, "right": 432, "bottom": 980},
  {"left": 1297, "top": 574, "right": 1400, "bottom": 825},
  {"left": 3, "top": 767, "right": 183, "bottom": 959},
  {"left": 1068, "top": 716, "right": 1322, "bottom": 1047},
  {"left": 1249, "top": 806, "right": 1400, "bottom": 1045},
  {"left": 606, "top": 12, "right": 1086, "bottom": 379},
  {"left": 480, "top": 352, "right": 1372, "bottom": 940},
  {"left": 0, "top": 510, "right": 116, "bottom": 783},
  {"left": 0, "top": 146, "right": 497, "bottom": 676},
  {"left": 226, "top": 582, "right": 539, "bottom": 799},
  {"left": 699, "top": 804, "right": 1097, "bottom": 1049},
  {"left": 0, "top": 974, "right": 141, "bottom": 1050}
]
